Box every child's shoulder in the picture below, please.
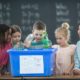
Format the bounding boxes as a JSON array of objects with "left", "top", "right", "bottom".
[
  {"left": 69, "top": 44, "right": 76, "bottom": 49},
  {"left": 76, "top": 40, "right": 80, "bottom": 45},
  {"left": 52, "top": 44, "right": 60, "bottom": 48}
]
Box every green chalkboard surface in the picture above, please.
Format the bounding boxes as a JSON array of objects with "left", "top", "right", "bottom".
[{"left": 0, "top": 0, "right": 80, "bottom": 44}]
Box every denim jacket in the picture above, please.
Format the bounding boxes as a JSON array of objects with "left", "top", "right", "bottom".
[{"left": 74, "top": 40, "right": 80, "bottom": 69}]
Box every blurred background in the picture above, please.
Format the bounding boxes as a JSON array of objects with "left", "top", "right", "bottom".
[{"left": 0, "top": 0, "right": 79, "bottom": 44}]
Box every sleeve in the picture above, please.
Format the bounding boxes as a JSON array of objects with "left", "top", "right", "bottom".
[
  {"left": 52, "top": 45, "right": 59, "bottom": 48},
  {"left": 13, "top": 42, "right": 24, "bottom": 49},
  {"left": 74, "top": 42, "right": 80, "bottom": 69}
]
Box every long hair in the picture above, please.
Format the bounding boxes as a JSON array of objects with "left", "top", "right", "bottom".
[{"left": 0, "top": 24, "right": 10, "bottom": 48}]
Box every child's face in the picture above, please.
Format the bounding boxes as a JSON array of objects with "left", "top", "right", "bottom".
[
  {"left": 78, "top": 25, "right": 80, "bottom": 37},
  {"left": 55, "top": 33, "right": 68, "bottom": 46},
  {"left": 33, "top": 30, "right": 45, "bottom": 41},
  {"left": 11, "top": 32, "right": 21, "bottom": 43}
]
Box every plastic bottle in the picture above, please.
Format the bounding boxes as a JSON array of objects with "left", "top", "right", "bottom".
[{"left": 42, "top": 39, "right": 52, "bottom": 48}]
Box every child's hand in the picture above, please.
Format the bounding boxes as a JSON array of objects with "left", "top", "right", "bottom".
[
  {"left": 63, "top": 70, "right": 70, "bottom": 75},
  {"left": 24, "top": 40, "right": 31, "bottom": 48},
  {"left": 14, "top": 42, "right": 20, "bottom": 48},
  {"left": 73, "top": 68, "right": 80, "bottom": 75}
]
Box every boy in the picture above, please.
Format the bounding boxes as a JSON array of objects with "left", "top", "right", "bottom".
[{"left": 24, "top": 20, "right": 52, "bottom": 49}]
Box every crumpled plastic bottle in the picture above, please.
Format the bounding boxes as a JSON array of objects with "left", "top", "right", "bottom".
[{"left": 42, "top": 39, "right": 52, "bottom": 48}]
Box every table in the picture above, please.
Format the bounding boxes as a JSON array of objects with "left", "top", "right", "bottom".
[{"left": 0, "top": 75, "right": 80, "bottom": 80}]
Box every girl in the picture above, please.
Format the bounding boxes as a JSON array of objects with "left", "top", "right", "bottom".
[
  {"left": 73, "top": 25, "right": 80, "bottom": 75},
  {"left": 11, "top": 25, "right": 24, "bottom": 49},
  {"left": 52, "top": 22, "right": 76, "bottom": 75},
  {"left": 0, "top": 24, "right": 12, "bottom": 75}
]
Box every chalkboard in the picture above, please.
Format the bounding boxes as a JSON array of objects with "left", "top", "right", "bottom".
[{"left": 0, "top": 0, "right": 80, "bottom": 44}]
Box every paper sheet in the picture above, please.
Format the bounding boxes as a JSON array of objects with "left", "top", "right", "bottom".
[{"left": 20, "top": 55, "right": 44, "bottom": 74}]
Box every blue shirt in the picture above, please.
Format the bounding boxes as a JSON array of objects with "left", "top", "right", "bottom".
[{"left": 74, "top": 40, "right": 80, "bottom": 69}]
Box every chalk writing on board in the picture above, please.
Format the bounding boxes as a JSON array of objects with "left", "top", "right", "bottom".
[
  {"left": 55, "top": 3, "right": 70, "bottom": 23},
  {"left": 21, "top": 3, "right": 40, "bottom": 33},
  {"left": 77, "top": 3, "right": 80, "bottom": 24},
  {"left": 0, "top": 3, "right": 11, "bottom": 24}
]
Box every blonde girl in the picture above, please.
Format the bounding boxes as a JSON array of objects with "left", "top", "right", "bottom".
[{"left": 52, "top": 22, "right": 76, "bottom": 75}]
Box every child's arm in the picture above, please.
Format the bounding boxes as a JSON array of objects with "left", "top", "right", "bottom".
[
  {"left": 74, "top": 42, "right": 80, "bottom": 69},
  {"left": 62, "top": 54, "right": 74, "bottom": 75},
  {"left": 63, "top": 45, "right": 76, "bottom": 75},
  {"left": 73, "top": 42, "right": 80, "bottom": 75},
  {"left": 73, "top": 51, "right": 80, "bottom": 75},
  {"left": 13, "top": 42, "right": 24, "bottom": 49},
  {"left": 52, "top": 45, "right": 58, "bottom": 75},
  {"left": 74, "top": 50, "right": 80, "bottom": 70},
  {"left": 24, "top": 40, "right": 32, "bottom": 48}
]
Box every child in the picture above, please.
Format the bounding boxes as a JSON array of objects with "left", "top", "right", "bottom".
[
  {"left": 11, "top": 25, "right": 24, "bottom": 49},
  {"left": 73, "top": 25, "right": 80, "bottom": 75},
  {"left": 24, "top": 20, "right": 52, "bottom": 49},
  {"left": 0, "top": 24, "right": 12, "bottom": 75},
  {"left": 52, "top": 22, "right": 76, "bottom": 75}
]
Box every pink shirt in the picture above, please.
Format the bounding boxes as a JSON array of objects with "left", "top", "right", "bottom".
[
  {"left": 0, "top": 43, "right": 12, "bottom": 67},
  {"left": 52, "top": 44, "right": 76, "bottom": 75}
]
